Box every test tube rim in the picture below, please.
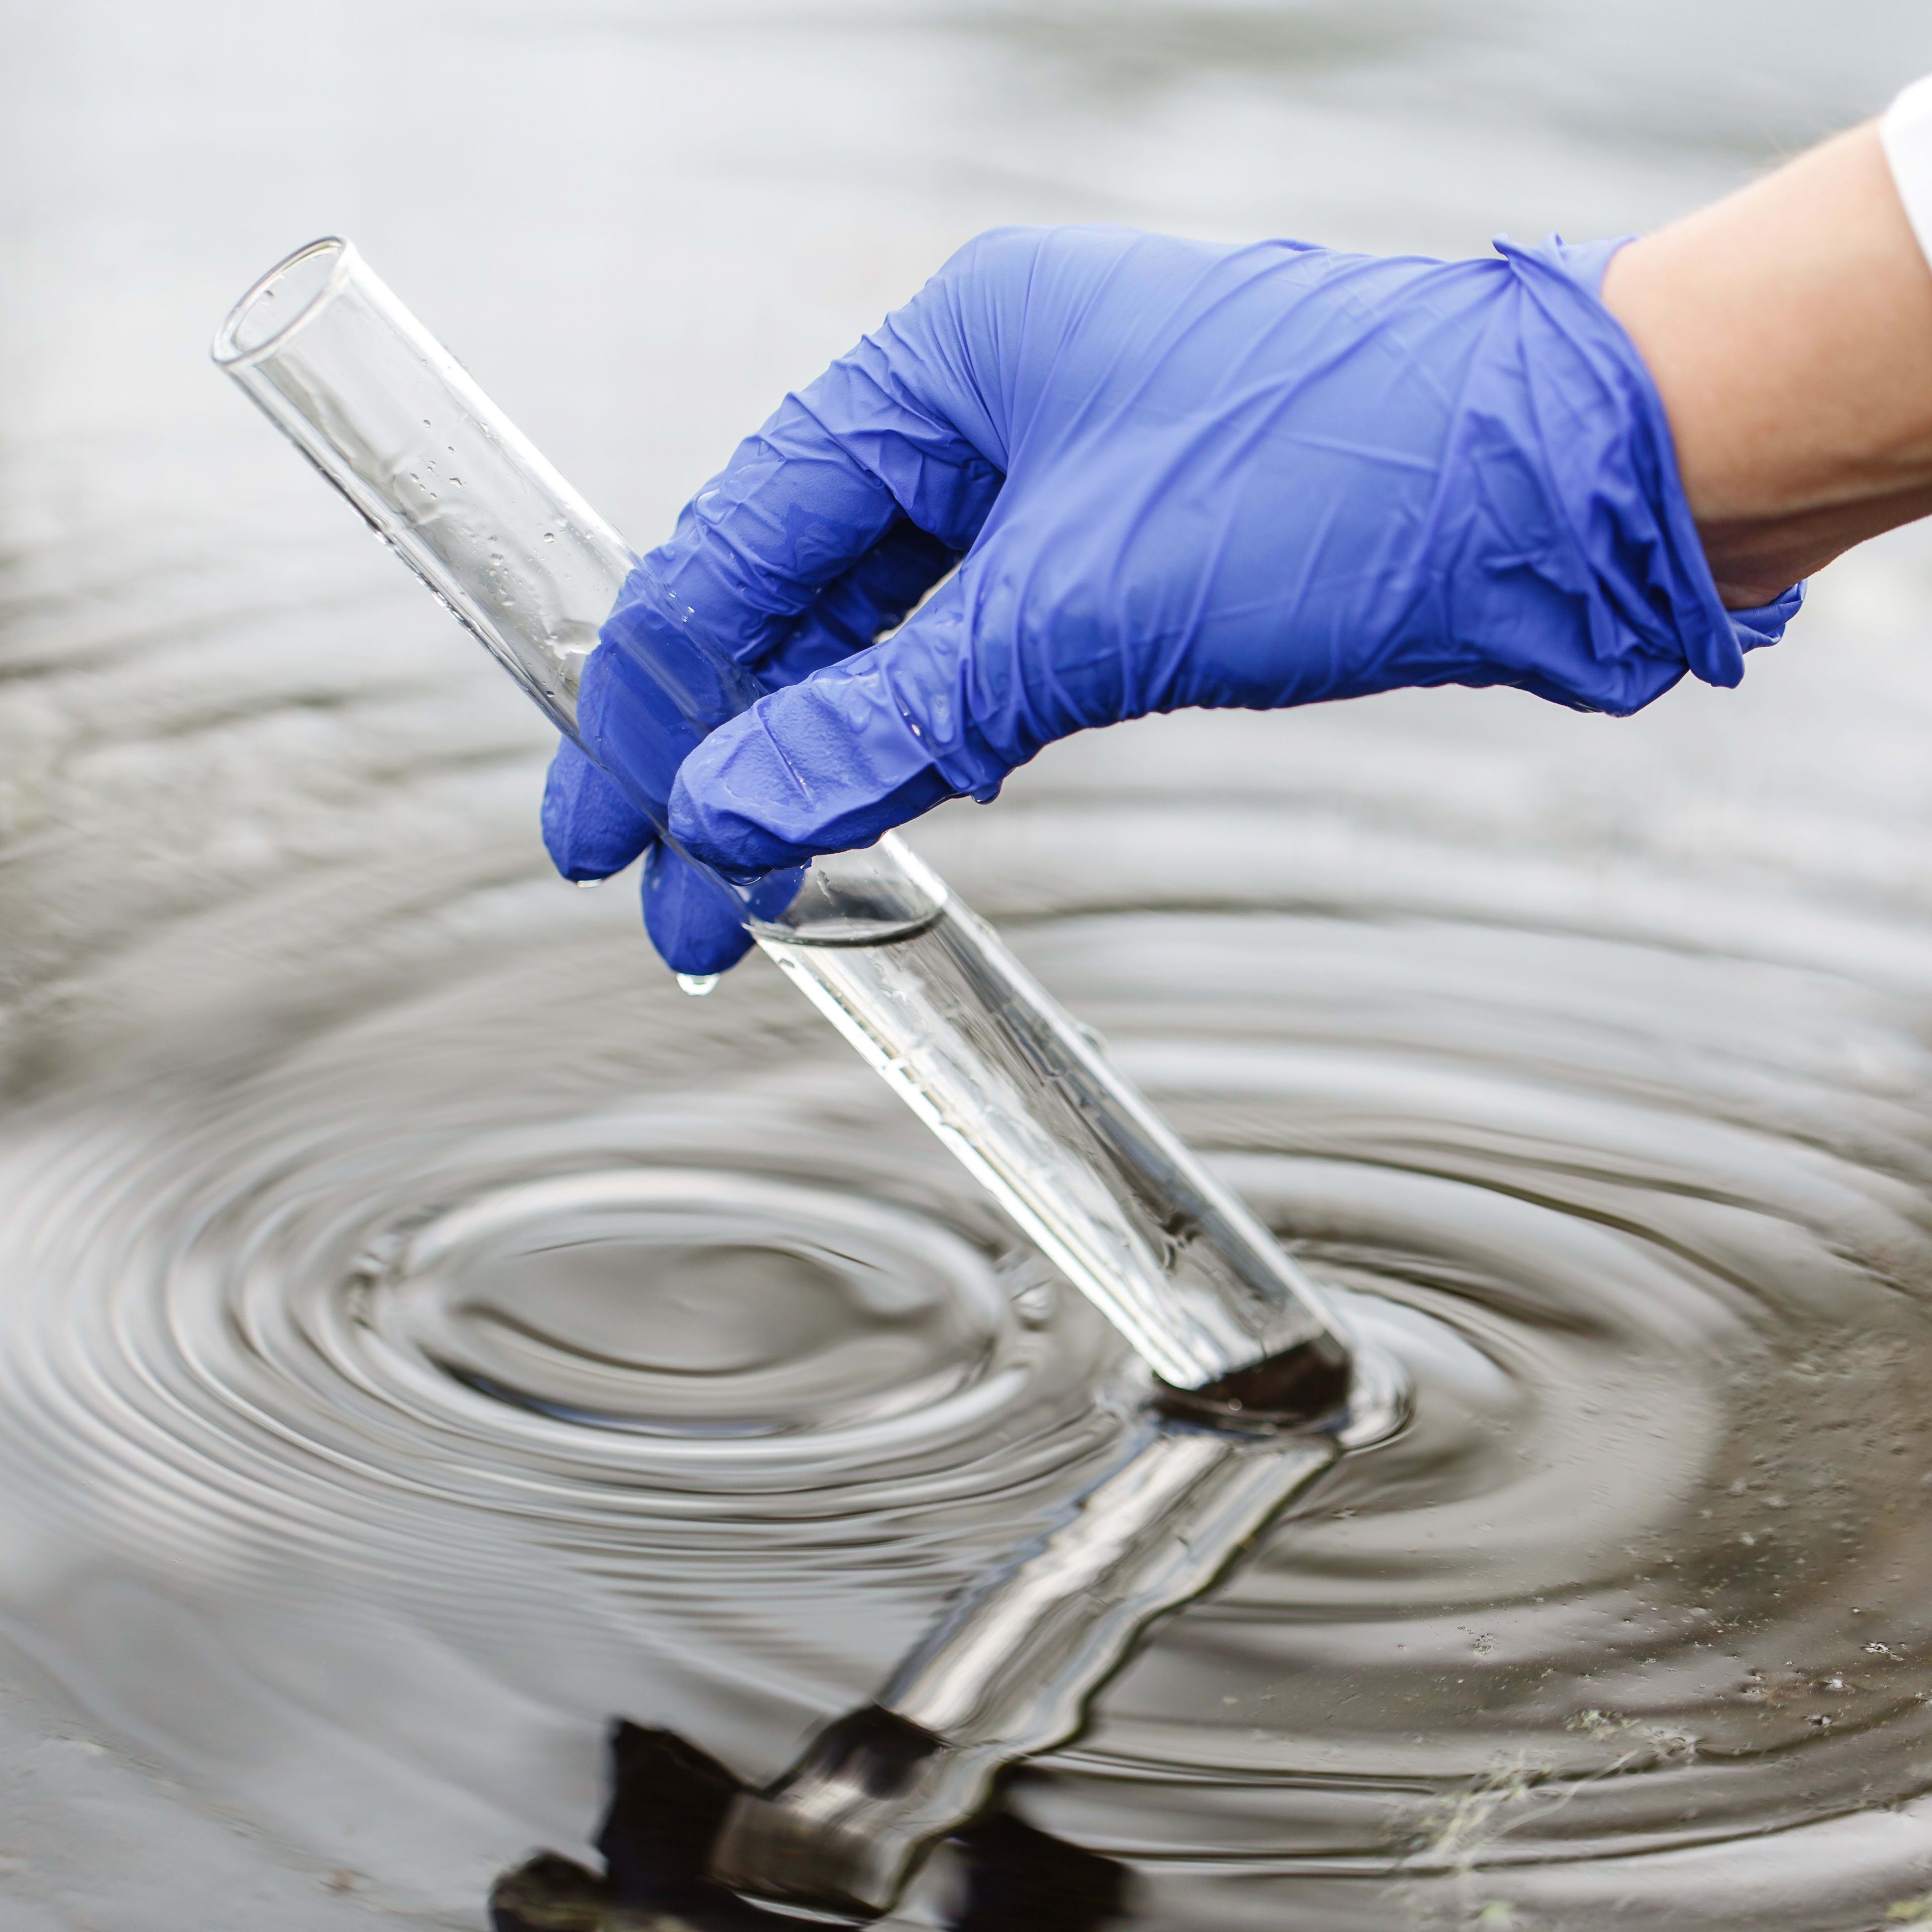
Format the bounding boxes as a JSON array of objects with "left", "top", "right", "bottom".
[{"left": 212, "top": 236, "right": 356, "bottom": 372}]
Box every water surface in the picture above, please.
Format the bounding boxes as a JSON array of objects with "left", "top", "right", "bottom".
[{"left": 7, "top": 4, "right": 1932, "bottom": 1928}]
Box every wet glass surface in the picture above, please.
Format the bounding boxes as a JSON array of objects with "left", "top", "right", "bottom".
[{"left": 9, "top": 3, "right": 1932, "bottom": 1926}]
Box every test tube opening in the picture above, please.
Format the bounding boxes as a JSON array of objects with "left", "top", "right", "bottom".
[{"left": 213, "top": 237, "right": 353, "bottom": 369}]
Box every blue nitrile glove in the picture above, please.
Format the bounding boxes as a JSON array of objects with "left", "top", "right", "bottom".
[{"left": 544, "top": 224, "right": 1802, "bottom": 970}]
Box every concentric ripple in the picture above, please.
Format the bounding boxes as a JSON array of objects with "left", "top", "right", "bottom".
[
  {"left": 6, "top": 788, "right": 1932, "bottom": 1929},
  {"left": 366, "top": 1169, "right": 1017, "bottom": 1440}
]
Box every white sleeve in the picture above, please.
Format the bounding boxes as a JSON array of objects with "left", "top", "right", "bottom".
[{"left": 1881, "top": 75, "right": 1932, "bottom": 271}]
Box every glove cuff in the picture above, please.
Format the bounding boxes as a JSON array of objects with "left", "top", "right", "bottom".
[{"left": 1496, "top": 235, "right": 1803, "bottom": 703}]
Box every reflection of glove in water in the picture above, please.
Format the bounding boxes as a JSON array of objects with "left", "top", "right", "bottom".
[{"left": 544, "top": 225, "right": 1802, "bottom": 972}]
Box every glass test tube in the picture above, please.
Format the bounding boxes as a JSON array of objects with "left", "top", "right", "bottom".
[{"left": 212, "top": 239, "right": 1352, "bottom": 1415}]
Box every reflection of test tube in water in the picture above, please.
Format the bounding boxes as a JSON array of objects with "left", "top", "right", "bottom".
[
  {"left": 710, "top": 1344, "right": 1407, "bottom": 1919},
  {"left": 212, "top": 238, "right": 1355, "bottom": 1416}
]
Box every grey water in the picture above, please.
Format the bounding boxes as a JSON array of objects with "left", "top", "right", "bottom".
[{"left": 10, "top": 3, "right": 1932, "bottom": 1928}]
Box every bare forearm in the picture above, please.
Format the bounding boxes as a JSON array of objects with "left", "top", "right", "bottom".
[{"left": 1601, "top": 120, "right": 1932, "bottom": 607}]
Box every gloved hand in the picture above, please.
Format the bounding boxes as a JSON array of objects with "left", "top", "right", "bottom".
[{"left": 543, "top": 224, "right": 1802, "bottom": 973}]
